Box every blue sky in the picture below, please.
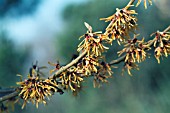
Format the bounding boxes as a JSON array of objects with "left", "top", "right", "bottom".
[
  {"left": 0, "top": 0, "right": 89, "bottom": 63},
  {"left": 2, "top": 0, "right": 169, "bottom": 45},
  {"left": 1, "top": 0, "right": 169, "bottom": 63},
  {"left": 3, "top": 0, "right": 88, "bottom": 44}
]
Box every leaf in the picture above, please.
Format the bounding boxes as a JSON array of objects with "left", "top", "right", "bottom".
[{"left": 84, "top": 22, "right": 92, "bottom": 33}]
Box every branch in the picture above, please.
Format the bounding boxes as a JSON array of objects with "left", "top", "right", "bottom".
[
  {"left": 109, "top": 54, "right": 126, "bottom": 65},
  {"left": 109, "top": 25, "right": 170, "bottom": 65},
  {"left": 146, "top": 25, "right": 170, "bottom": 47},
  {"left": 0, "top": 49, "right": 86, "bottom": 103},
  {"left": 0, "top": 0, "right": 143, "bottom": 103},
  {"left": 50, "top": 50, "right": 87, "bottom": 79},
  {"left": 49, "top": 0, "right": 140, "bottom": 79},
  {"left": 0, "top": 90, "right": 19, "bottom": 102},
  {"left": 0, "top": 88, "right": 15, "bottom": 94},
  {"left": 1, "top": 0, "right": 168, "bottom": 107}
]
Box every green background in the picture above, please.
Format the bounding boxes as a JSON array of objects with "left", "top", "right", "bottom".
[{"left": 0, "top": 0, "right": 170, "bottom": 113}]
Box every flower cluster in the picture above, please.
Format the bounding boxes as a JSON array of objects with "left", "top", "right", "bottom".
[
  {"left": 49, "top": 57, "right": 112, "bottom": 94},
  {"left": 81, "top": 55, "right": 100, "bottom": 75},
  {"left": 100, "top": 7, "right": 137, "bottom": 44},
  {"left": 152, "top": 31, "right": 170, "bottom": 63},
  {"left": 118, "top": 36, "right": 149, "bottom": 75},
  {"left": 122, "top": 61, "right": 139, "bottom": 76},
  {"left": 54, "top": 66, "right": 84, "bottom": 92},
  {"left": 17, "top": 69, "right": 63, "bottom": 109},
  {"left": 78, "top": 22, "right": 110, "bottom": 57},
  {"left": 0, "top": 0, "right": 168, "bottom": 112},
  {"left": 93, "top": 61, "right": 113, "bottom": 88},
  {"left": 48, "top": 60, "right": 84, "bottom": 95},
  {"left": 136, "top": 0, "right": 152, "bottom": 9},
  {"left": 77, "top": 22, "right": 114, "bottom": 88}
]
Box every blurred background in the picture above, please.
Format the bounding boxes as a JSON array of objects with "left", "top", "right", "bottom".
[{"left": 0, "top": 0, "right": 170, "bottom": 113}]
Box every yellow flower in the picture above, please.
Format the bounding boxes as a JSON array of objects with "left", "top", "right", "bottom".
[
  {"left": 100, "top": 7, "right": 137, "bottom": 44},
  {"left": 117, "top": 36, "right": 149, "bottom": 75},
  {"left": 17, "top": 74, "right": 63, "bottom": 109},
  {"left": 152, "top": 31, "right": 170, "bottom": 63},
  {"left": 118, "top": 37, "right": 148, "bottom": 64},
  {"left": 93, "top": 61, "right": 113, "bottom": 88},
  {"left": 100, "top": 61, "right": 113, "bottom": 76},
  {"left": 55, "top": 66, "right": 84, "bottom": 93},
  {"left": 82, "top": 56, "right": 100, "bottom": 75},
  {"left": 48, "top": 61, "right": 61, "bottom": 74},
  {"left": 136, "top": 0, "right": 152, "bottom": 9},
  {"left": 91, "top": 35, "right": 109, "bottom": 57},
  {"left": 78, "top": 22, "right": 109, "bottom": 57},
  {"left": 123, "top": 61, "right": 139, "bottom": 76}
]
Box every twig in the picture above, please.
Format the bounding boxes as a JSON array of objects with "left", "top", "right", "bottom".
[{"left": 109, "top": 54, "right": 126, "bottom": 65}]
